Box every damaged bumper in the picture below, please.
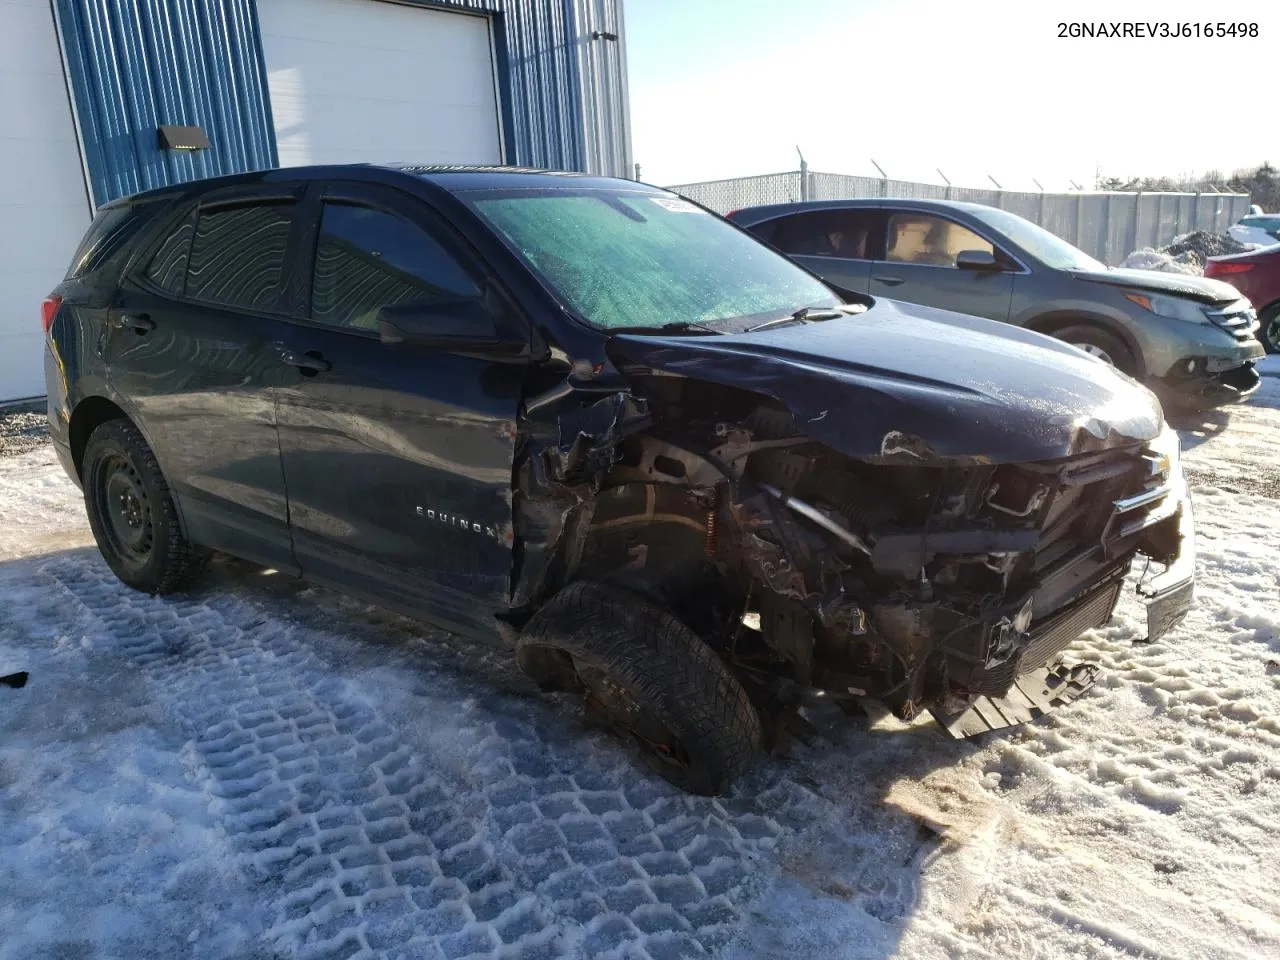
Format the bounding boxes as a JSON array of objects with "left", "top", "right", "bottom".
[
  {"left": 1160, "top": 360, "right": 1262, "bottom": 407},
  {"left": 933, "top": 477, "right": 1195, "bottom": 738}
]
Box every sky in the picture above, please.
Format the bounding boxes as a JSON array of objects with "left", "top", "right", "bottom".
[{"left": 624, "top": 0, "right": 1278, "bottom": 191}]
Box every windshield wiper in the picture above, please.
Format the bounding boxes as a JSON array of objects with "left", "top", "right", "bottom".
[
  {"left": 746, "top": 306, "right": 846, "bottom": 334},
  {"left": 615, "top": 320, "right": 723, "bottom": 336}
]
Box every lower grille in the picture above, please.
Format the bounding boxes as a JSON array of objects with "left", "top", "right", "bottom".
[
  {"left": 964, "top": 581, "right": 1121, "bottom": 697},
  {"left": 1022, "top": 581, "right": 1121, "bottom": 670}
]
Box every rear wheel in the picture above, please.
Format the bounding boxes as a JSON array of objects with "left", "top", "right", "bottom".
[
  {"left": 517, "top": 581, "right": 761, "bottom": 795},
  {"left": 82, "top": 419, "right": 208, "bottom": 594},
  {"left": 1260, "top": 303, "right": 1280, "bottom": 354},
  {"left": 1051, "top": 324, "right": 1137, "bottom": 376}
]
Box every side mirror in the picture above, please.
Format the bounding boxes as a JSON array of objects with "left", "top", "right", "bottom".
[
  {"left": 955, "top": 249, "right": 1000, "bottom": 271},
  {"left": 377, "top": 298, "right": 528, "bottom": 360}
]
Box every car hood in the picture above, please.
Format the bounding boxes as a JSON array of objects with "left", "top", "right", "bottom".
[
  {"left": 608, "top": 299, "right": 1163, "bottom": 465},
  {"left": 1071, "top": 267, "right": 1242, "bottom": 303}
]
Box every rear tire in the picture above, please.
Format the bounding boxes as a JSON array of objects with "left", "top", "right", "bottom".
[
  {"left": 1051, "top": 324, "right": 1137, "bottom": 376},
  {"left": 1260, "top": 303, "right": 1280, "bottom": 355},
  {"left": 517, "top": 581, "right": 762, "bottom": 795},
  {"left": 82, "top": 419, "right": 208, "bottom": 594}
]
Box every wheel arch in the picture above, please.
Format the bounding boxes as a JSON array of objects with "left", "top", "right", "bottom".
[
  {"left": 1022, "top": 311, "right": 1147, "bottom": 378},
  {"left": 69, "top": 395, "right": 192, "bottom": 538}
]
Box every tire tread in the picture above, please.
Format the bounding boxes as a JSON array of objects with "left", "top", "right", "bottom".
[{"left": 519, "top": 581, "right": 761, "bottom": 794}]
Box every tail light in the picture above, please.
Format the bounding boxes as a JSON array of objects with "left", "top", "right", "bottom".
[
  {"left": 41, "top": 295, "right": 63, "bottom": 333},
  {"left": 1207, "top": 261, "right": 1254, "bottom": 276}
]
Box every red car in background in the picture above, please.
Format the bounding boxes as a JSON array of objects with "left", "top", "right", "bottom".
[{"left": 1206, "top": 245, "right": 1280, "bottom": 353}]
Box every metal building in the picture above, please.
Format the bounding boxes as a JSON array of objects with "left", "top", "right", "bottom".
[{"left": 1, "top": 0, "right": 632, "bottom": 401}]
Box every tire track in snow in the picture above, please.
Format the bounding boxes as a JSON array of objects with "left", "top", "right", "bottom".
[{"left": 36, "top": 554, "right": 804, "bottom": 959}]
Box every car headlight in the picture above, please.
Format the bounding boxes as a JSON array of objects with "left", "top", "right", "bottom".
[{"left": 1124, "top": 291, "right": 1212, "bottom": 325}]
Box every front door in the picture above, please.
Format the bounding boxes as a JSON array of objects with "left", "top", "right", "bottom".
[
  {"left": 274, "top": 183, "right": 525, "bottom": 639},
  {"left": 106, "top": 188, "right": 304, "bottom": 570},
  {"left": 867, "top": 211, "right": 1016, "bottom": 321}
]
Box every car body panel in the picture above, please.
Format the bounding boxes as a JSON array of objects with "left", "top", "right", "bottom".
[
  {"left": 869, "top": 262, "right": 1014, "bottom": 322},
  {"left": 1205, "top": 244, "right": 1280, "bottom": 339}
]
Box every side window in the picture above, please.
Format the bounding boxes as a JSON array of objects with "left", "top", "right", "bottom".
[
  {"left": 310, "top": 202, "right": 479, "bottom": 330},
  {"left": 186, "top": 201, "right": 294, "bottom": 312},
  {"left": 885, "top": 214, "right": 993, "bottom": 267},
  {"left": 144, "top": 214, "right": 195, "bottom": 295},
  {"left": 772, "top": 210, "right": 872, "bottom": 259}
]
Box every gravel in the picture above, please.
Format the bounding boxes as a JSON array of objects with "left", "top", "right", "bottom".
[{"left": 0, "top": 406, "right": 49, "bottom": 459}]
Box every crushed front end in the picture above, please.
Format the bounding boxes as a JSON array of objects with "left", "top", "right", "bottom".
[
  {"left": 518, "top": 382, "right": 1196, "bottom": 741},
  {"left": 713, "top": 414, "right": 1194, "bottom": 737},
  {"left": 511, "top": 315, "right": 1197, "bottom": 744}
]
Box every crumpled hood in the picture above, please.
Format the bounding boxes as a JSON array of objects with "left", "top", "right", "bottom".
[
  {"left": 1073, "top": 267, "right": 1242, "bottom": 303},
  {"left": 608, "top": 299, "right": 1163, "bottom": 465}
]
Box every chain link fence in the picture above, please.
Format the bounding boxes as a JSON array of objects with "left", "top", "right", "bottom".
[{"left": 666, "top": 169, "right": 1253, "bottom": 266}]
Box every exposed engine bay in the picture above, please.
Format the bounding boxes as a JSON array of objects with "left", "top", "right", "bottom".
[{"left": 509, "top": 368, "right": 1195, "bottom": 740}]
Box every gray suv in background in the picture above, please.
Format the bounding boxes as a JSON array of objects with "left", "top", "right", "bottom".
[{"left": 729, "top": 199, "right": 1265, "bottom": 408}]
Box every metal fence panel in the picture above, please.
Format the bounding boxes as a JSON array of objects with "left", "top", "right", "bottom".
[
  {"left": 666, "top": 169, "right": 1251, "bottom": 265},
  {"left": 671, "top": 172, "right": 802, "bottom": 213}
]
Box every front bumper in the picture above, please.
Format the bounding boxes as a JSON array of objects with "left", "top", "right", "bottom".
[
  {"left": 1135, "top": 478, "right": 1195, "bottom": 641},
  {"left": 1158, "top": 357, "right": 1263, "bottom": 407},
  {"left": 934, "top": 475, "right": 1195, "bottom": 737}
]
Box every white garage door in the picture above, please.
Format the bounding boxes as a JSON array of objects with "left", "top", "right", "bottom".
[
  {"left": 259, "top": 0, "right": 503, "bottom": 168},
  {"left": 0, "top": 0, "right": 91, "bottom": 402}
]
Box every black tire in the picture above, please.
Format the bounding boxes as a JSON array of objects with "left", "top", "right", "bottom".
[
  {"left": 1051, "top": 324, "right": 1137, "bottom": 376},
  {"left": 82, "top": 418, "right": 208, "bottom": 594},
  {"left": 517, "top": 581, "right": 762, "bottom": 795},
  {"left": 1260, "top": 303, "right": 1280, "bottom": 355}
]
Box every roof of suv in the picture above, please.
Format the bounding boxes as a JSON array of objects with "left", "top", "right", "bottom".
[{"left": 101, "top": 164, "right": 659, "bottom": 210}]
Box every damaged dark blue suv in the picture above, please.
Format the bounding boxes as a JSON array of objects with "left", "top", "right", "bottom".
[{"left": 44, "top": 166, "right": 1195, "bottom": 793}]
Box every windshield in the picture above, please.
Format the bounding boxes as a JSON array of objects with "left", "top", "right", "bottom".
[
  {"left": 971, "top": 206, "right": 1107, "bottom": 272},
  {"left": 462, "top": 188, "right": 841, "bottom": 332}
]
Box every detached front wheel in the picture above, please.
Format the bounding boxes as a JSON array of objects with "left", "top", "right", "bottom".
[
  {"left": 82, "top": 419, "right": 208, "bottom": 594},
  {"left": 517, "top": 581, "right": 762, "bottom": 795}
]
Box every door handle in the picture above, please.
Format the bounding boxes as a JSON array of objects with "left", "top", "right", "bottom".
[
  {"left": 114, "top": 313, "right": 155, "bottom": 333},
  {"left": 280, "top": 349, "right": 332, "bottom": 374},
  {"left": 873, "top": 276, "right": 905, "bottom": 287}
]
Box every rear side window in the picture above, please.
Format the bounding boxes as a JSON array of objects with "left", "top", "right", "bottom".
[
  {"left": 66, "top": 203, "right": 153, "bottom": 279},
  {"left": 144, "top": 215, "right": 195, "bottom": 294},
  {"left": 185, "top": 202, "right": 295, "bottom": 312},
  {"left": 310, "top": 202, "right": 479, "bottom": 330},
  {"left": 771, "top": 210, "right": 875, "bottom": 259}
]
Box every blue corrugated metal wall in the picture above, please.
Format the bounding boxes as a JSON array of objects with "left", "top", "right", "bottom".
[
  {"left": 55, "top": 0, "right": 278, "bottom": 207},
  {"left": 56, "top": 0, "right": 631, "bottom": 208}
]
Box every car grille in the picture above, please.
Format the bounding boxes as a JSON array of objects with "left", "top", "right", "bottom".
[
  {"left": 1204, "top": 302, "right": 1259, "bottom": 341},
  {"left": 1100, "top": 446, "right": 1179, "bottom": 551}
]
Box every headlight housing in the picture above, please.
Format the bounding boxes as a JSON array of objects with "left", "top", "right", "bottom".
[{"left": 1124, "top": 291, "right": 1213, "bottom": 325}]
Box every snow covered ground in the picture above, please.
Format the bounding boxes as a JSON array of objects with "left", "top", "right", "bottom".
[{"left": 2, "top": 369, "right": 1279, "bottom": 960}]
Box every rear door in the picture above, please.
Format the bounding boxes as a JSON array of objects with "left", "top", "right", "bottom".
[
  {"left": 756, "top": 208, "right": 881, "bottom": 296},
  {"left": 106, "top": 186, "right": 303, "bottom": 570},
  {"left": 867, "top": 211, "right": 1016, "bottom": 321},
  {"left": 273, "top": 182, "right": 525, "bottom": 639}
]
